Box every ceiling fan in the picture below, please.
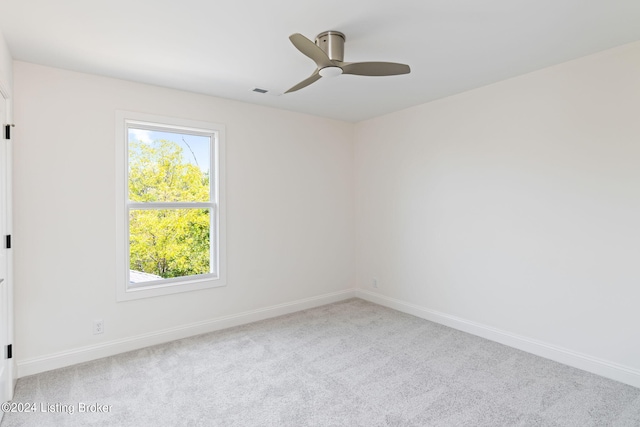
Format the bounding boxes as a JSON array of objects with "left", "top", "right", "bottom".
[{"left": 285, "top": 31, "right": 411, "bottom": 93}]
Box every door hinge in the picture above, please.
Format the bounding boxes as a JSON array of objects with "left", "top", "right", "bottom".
[
  {"left": 5, "top": 124, "right": 14, "bottom": 140},
  {"left": 6, "top": 344, "right": 11, "bottom": 359},
  {"left": 5, "top": 235, "right": 10, "bottom": 249}
]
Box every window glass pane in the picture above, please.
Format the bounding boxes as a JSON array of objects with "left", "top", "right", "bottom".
[
  {"left": 128, "top": 128, "right": 211, "bottom": 202},
  {"left": 129, "top": 208, "right": 211, "bottom": 282}
]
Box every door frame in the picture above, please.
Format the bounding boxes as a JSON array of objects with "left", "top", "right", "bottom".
[{"left": 0, "top": 82, "right": 14, "bottom": 404}]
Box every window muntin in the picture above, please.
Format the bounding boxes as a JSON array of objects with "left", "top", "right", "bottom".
[{"left": 116, "top": 111, "right": 226, "bottom": 301}]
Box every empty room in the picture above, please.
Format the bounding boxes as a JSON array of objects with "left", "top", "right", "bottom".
[{"left": 0, "top": 0, "right": 639, "bottom": 425}]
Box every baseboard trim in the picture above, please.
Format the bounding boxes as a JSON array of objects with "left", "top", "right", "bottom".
[
  {"left": 17, "top": 289, "right": 357, "bottom": 378},
  {"left": 356, "top": 289, "right": 640, "bottom": 389}
]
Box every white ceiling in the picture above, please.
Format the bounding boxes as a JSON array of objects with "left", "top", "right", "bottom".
[{"left": 1, "top": 0, "right": 640, "bottom": 122}]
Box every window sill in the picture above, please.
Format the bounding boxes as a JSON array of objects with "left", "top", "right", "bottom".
[{"left": 116, "top": 275, "right": 226, "bottom": 302}]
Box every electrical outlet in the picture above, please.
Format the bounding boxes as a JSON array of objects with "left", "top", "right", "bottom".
[
  {"left": 93, "top": 319, "right": 104, "bottom": 335},
  {"left": 372, "top": 278, "right": 379, "bottom": 288}
]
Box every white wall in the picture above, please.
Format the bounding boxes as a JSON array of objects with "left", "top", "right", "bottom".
[
  {"left": 355, "top": 42, "right": 640, "bottom": 380},
  {"left": 0, "top": 27, "right": 11, "bottom": 96},
  {"left": 13, "top": 61, "right": 354, "bottom": 370}
]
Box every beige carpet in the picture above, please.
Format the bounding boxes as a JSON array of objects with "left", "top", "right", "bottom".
[{"left": 2, "top": 298, "right": 639, "bottom": 426}]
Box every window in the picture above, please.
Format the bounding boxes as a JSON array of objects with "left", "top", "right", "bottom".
[{"left": 116, "top": 111, "right": 226, "bottom": 301}]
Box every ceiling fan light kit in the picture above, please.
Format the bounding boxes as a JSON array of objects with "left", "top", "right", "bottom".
[
  {"left": 318, "top": 66, "right": 343, "bottom": 78},
  {"left": 285, "top": 30, "right": 411, "bottom": 93}
]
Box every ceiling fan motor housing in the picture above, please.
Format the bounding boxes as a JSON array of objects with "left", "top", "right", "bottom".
[{"left": 315, "top": 31, "right": 345, "bottom": 62}]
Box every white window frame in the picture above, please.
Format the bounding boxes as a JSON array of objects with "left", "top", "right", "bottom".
[{"left": 115, "top": 110, "right": 226, "bottom": 301}]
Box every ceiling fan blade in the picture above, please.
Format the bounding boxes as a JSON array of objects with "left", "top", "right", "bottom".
[
  {"left": 285, "top": 70, "right": 322, "bottom": 93},
  {"left": 289, "top": 33, "right": 333, "bottom": 68},
  {"left": 341, "top": 61, "right": 411, "bottom": 76}
]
